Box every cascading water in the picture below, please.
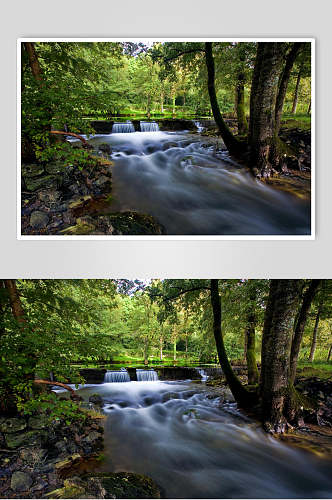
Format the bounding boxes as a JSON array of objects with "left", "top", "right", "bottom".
[
  {"left": 140, "top": 121, "right": 159, "bottom": 132},
  {"left": 104, "top": 368, "right": 131, "bottom": 383},
  {"left": 87, "top": 131, "right": 310, "bottom": 235},
  {"left": 195, "top": 367, "right": 209, "bottom": 381},
  {"left": 193, "top": 120, "right": 205, "bottom": 133},
  {"left": 136, "top": 368, "right": 159, "bottom": 381},
  {"left": 73, "top": 380, "right": 332, "bottom": 498},
  {"left": 112, "top": 122, "right": 135, "bottom": 133}
]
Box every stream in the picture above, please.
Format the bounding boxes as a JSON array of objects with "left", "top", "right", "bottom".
[
  {"left": 85, "top": 131, "right": 310, "bottom": 236},
  {"left": 64, "top": 380, "right": 332, "bottom": 498}
]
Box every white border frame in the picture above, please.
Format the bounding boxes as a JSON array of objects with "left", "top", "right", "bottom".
[{"left": 17, "top": 37, "right": 315, "bottom": 241}]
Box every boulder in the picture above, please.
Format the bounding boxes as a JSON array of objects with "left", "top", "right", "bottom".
[
  {"left": 0, "top": 417, "right": 27, "bottom": 434},
  {"left": 24, "top": 174, "right": 60, "bottom": 192},
  {"left": 89, "top": 472, "right": 161, "bottom": 498},
  {"left": 5, "top": 430, "right": 48, "bottom": 449},
  {"left": 22, "top": 163, "right": 45, "bottom": 178},
  {"left": 30, "top": 210, "right": 49, "bottom": 229},
  {"left": 89, "top": 394, "right": 103, "bottom": 406},
  {"left": 10, "top": 471, "right": 33, "bottom": 492},
  {"left": 28, "top": 414, "right": 49, "bottom": 430}
]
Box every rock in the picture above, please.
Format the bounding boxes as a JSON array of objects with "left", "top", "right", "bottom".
[
  {"left": 24, "top": 174, "right": 60, "bottom": 192},
  {"left": 44, "top": 161, "right": 65, "bottom": 175},
  {"left": 68, "top": 195, "right": 92, "bottom": 210},
  {"left": 89, "top": 472, "right": 161, "bottom": 499},
  {"left": 98, "top": 143, "right": 112, "bottom": 154},
  {"left": 55, "top": 453, "right": 82, "bottom": 471},
  {"left": 94, "top": 175, "right": 111, "bottom": 189},
  {"left": 0, "top": 417, "right": 27, "bottom": 434},
  {"left": 28, "top": 414, "right": 49, "bottom": 430},
  {"left": 38, "top": 189, "right": 62, "bottom": 206},
  {"left": 60, "top": 221, "right": 96, "bottom": 235},
  {"left": 22, "top": 163, "right": 45, "bottom": 178},
  {"left": 89, "top": 394, "right": 103, "bottom": 406},
  {"left": 10, "top": 471, "right": 33, "bottom": 492},
  {"left": 19, "top": 447, "right": 47, "bottom": 465},
  {"left": 5, "top": 430, "right": 48, "bottom": 449},
  {"left": 30, "top": 210, "right": 49, "bottom": 229},
  {"left": 82, "top": 431, "right": 103, "bottom": 445}
]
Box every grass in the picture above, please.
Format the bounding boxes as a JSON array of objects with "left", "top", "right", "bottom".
[
  {"left": 281, "top": 112, "right": 311, "bottom": 131},
  {"left": 296, "top": 361, "right": 332, "bottom": 379}
]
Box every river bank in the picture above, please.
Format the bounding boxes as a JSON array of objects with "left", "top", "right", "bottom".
[{"left": 21, "top": 123, "right": 311, "bottom": 237}]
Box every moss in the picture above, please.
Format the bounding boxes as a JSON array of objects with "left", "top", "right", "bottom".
[{"left": 85, "top": 472, "right": 161, "bottom": 499}]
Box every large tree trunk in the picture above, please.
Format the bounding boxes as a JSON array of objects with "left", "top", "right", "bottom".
[
  {"left": 236, "top": 73, "right": 248, "bottom": 135},
  {"left": 308, "top": 303, "right": 322, "bottom": 362},
  {"left": 210, "top": 279, "right": 253, "bottom": 407},
  {"left": 275, "top": 43, "right": 303, "bottom": 134},
  {"left": 260, "top": 279, "right": 301, "bottom": 432},
  {"left": 289, "top": 279, "right": 321, "bottom": 383},
  {"left": 249, "top": 42, "right": 286, "bottom": 177},
  {"left": 245, "top": 286, "right": 259, "bottom": 385},
  {"left": 23, "top": 42, "right": 43, "bottom": 82},
  {"left": 291, "top": 67, "right": 302, "bottom": 114},
  {"left": 205, "top": 43, "right": 243, "bottom": 155}
]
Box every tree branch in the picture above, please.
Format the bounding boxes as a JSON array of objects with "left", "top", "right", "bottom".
[
  {"left": 50, "top": 130, "right": 90, "bottom": 147},
  {"left": 34, "top": 379, "right": 75, "bottom": 395}
]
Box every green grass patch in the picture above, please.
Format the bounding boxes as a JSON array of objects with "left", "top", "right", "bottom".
[
  {"left": 297, "top": 361, "right": 332, "bottom": 379},
  {"left": 281, "top": 113, "right": 311, "bottom": 131}
]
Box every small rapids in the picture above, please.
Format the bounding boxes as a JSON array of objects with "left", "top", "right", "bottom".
[
  {"left": 87, "top": 131, "right": 310, "bottom": 236},
  {"left": 72, "top": 381, "right": 332, "bottom": 498}
]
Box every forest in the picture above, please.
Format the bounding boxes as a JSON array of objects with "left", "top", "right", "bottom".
[
  {"left": 0, "top": 279, "right": 331, "bottom": 498},
  {"left": 21, "top": 40, "right": 312, "bottom": 236}
]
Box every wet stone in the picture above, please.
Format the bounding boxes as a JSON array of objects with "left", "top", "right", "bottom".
[
  {"left": 10, "top": 471, "right": 33, "bottom": 492},
  {"left": 0, "top": 417, "right": 27, "bottom": 434},
  {"left": 30, "top": 210, "right": 49, "bottom": 229}
]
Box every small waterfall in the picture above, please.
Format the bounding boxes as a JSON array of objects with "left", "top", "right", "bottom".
[
  {"left": 112, "top": 122, "right": 135, "bottom": 133},
  {"left": 136, "top": 368, "right": 159, "bottom": 381},
  {"left": 104, "top": 368, "right": 131, "bottom": 383},
  {"left": 140, "top": 121, "right": 159, "bottom": 132},
  {"left": 193, "top": 121, "right": 205, "bottom": 133},
  {"left": 195, "top": 368, "right": 209, "bottom": 381}
]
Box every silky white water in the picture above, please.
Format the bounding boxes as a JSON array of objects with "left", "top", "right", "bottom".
[
  {"left": 87, "top": 131, "right": 310, "bottom": 235},
  {"left": 69, "top": 380, "right": 332, "bottom": 498}
]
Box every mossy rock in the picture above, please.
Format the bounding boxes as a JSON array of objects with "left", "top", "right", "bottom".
[
  {"left": 102, "top": 212, "right": 164, "bottom": 235},
  {"left": 0, "top": 417, "right": 27, "bottom": 434},
  {"left": 87, "top": 472, "right": 161, "bottom": 498},
  {"left": 22, "top": 163, "right": 45, "bottom": 178},
  {"left": 60, "top": 222, "right": 96, "bottom": 235},
  {"left": 5, "top": 430, "right": 48, "bottom": 449},
  {"left": 24, "top": 174, "right": 61, "bottom": 192}
]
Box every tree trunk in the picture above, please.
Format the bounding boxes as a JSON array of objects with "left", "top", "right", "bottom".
[
  {"left": 50, "top": 131, "right": 90, "bottom": 147},
  {"left": 291, "top": 67, "right": 302, "bottom": 114},
  {"left": 34, "top": 379, "right": 75, "bottom": 396},
  {"left": 147, "top": 94, "right": 151, "bottom": 120},
  {"left": 205, "top": 43, "right": 243, "bottom": 155},
  {"left": 275, "top": 43, "right": 303, "bottom": 134},
  {"left": 289, "top": 279, "right": 321, "bottom": 383},
  {"left": 327, "top": 345, "right": 332, "bottom": 362},
  {"left": 210, "top": 279, "right": 253, "bottom": 407},
  {"left": 308, "top": 304, "right": 322, "bottom": 362},
  {"left": 249, "top": 42, "right": 286, "bottom": 177},
  {"left": 307, "top": 101, "right": 311, "bottom": 115},
  {"left": 260, "top": 279, "right": 301, "bottom": 431},
  {"left": 236, "top": 74, "right": 248, "bottom": 135},
  {"left": 245, "top": 286, "right": 259, "bottom": 385},
  {"left": 23, "top": 42, "right": 43, "bottom": 82},
  {"left": 172, "top": 93, "right": 176, "bottom": 118},
  {"left": 144, "top": 337, "right": 149, "bottom": 365},
  {"left": 160, "top": 91, "right": 164, "bottom": 113}
]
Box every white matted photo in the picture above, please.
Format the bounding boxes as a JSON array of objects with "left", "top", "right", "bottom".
[{"left": 18, "top": 38, "right": 315, "bottom": 240}]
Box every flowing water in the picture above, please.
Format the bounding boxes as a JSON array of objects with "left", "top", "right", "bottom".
[
  {"left": 64, "top": 380, "right": 332, "bottom": 498},
  {"left": 86, "top": 130, "right": 310, "bottom": 235}
]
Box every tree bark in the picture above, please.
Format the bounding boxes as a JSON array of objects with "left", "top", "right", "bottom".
[
  {"left": 4, "top": 280, "right": 26, "bottom": 324},
  {"left": 23, "top": 42, "right": 43, "bottom": 82},
  {"left": 275, "top": 43, "right": 303, "bottom": 134},
  {"left": 245, "top": 286, "right": 259, "bottom": 385},
  {"left": 210, "top": 279, "right": 253, "bottom": 407},
  {"left": 308, "top": 303, "right": 322, "bottom": 362},
  {"left": 236, "top": 73, "right": 248, "bottom": 135},
  {"left": 291, "top": 66, "right": 302, "bottom": 114},
  {"left": 50, "top": 130, "right": 90, "bottom": 147},
  {"left": 205, "top": 43, "right": 243, "bottom": 155},
  {"left": 327, "top": 345, "right": 332, "bottom": 362},
  {"left": 249, "top": 42, "right": 286, "bottom": 177},
  {"left": 289, "top": 279, "right": 321, "bottom": 383},
  {"left": 260, "top": 279, "right": 301, "bottom": 431},
  {"left": 34, "top": 379, "right": 75, "bottom": 396}
]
